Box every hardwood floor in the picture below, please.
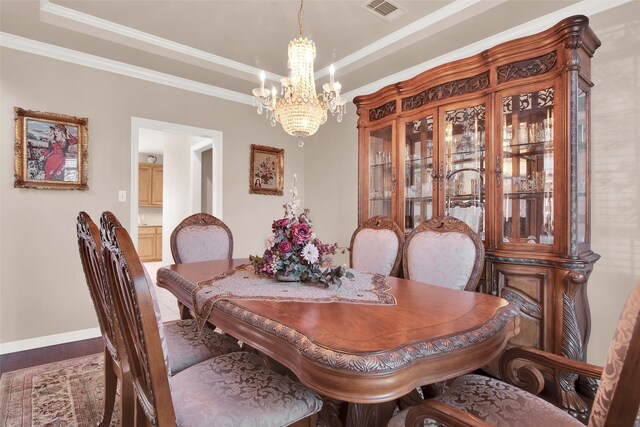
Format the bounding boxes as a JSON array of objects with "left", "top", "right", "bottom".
[{"left": 0, "top": 337, "right": 103, "bottom": 376}]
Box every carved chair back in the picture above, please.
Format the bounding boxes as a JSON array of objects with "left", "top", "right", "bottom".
[
  {"left": 588, "top": 282, "right": 640, "bottom": 427},
  {"left": 403, "top": 216, "right": 484, "bottom": 291},
  {"left": 350, "top": 216, "right": 404, "bottom": 277},
  {"left": 170, "top": 213, "right": 233, "bottom": 264},
  {"left": 76, "top": 212, "right": 120, "bottom": 362},
  {"left": 100, "top": 212, "right": 176, "bottom": 425}
]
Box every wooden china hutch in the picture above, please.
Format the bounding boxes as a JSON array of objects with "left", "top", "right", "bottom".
[{"left": 354, "top": 16, "right": 600, "bottom": 418}]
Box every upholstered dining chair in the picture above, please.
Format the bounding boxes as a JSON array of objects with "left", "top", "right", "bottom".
[
  {"left": 350, "top": 216, "right": 404, "bottom": 277},
  {"left": 389, "top": 281, "right": 640, "bottom": 427},
  {"left": 170, "top": 213, "right": 233, "bottom": 264},
  {"left": 77, "top": 212, "right": 241, "bottom": 426},
  {"left": 100, "top": 211, "right": 322, "bottom": 426},
  {"left": 403, "top": 216, "right": 484, "bottom": 291},
  {"left": 170, "top": 213, "right": 233, "bottom": 319}
]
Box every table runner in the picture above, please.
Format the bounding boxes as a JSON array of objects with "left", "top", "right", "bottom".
[{"left": 158, "top": 264, "right": 396, "bottom": 331}]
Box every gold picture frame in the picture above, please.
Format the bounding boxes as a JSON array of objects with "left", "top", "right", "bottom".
[
  {"left": 14, "top": 107, "right": 89, "bottom": 190},
  {"left": 249, "top": 144, "right": 284, "bottom": 196}
]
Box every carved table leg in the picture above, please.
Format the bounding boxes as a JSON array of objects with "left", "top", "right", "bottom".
[
  {"left": 345, "top": 401, "right": 396, "bottom": 427},
  {"left": 397, "top": 389, "right": 423, "bottom": 411},
  {"left": 318, "top": 397, "right": 345, "bottom": 427}
]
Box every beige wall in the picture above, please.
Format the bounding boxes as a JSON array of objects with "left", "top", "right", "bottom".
[
  {"left": 306, "top": 4, "right": 640, "bottom": 365},
  {"left": 587, "top": 3, "right": 640, "bottom": 364},
  {"left": 0, "top": 48, "right": 304, "bottom": 343}
]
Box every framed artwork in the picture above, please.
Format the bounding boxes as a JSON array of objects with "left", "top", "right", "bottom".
[
  {"left": 249, "top": 144, "right": 284, "bottom": 195},
  {"left": 14, "top": 107, "right": 88, "bottom": 190}
]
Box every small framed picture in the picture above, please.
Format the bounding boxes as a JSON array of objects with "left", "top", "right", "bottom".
[
  {"left": 249, "top": 144, "right": 284, "bottom": 195},
  {"left": 14, "top": 107, "right": 88, "bottom": 190}
]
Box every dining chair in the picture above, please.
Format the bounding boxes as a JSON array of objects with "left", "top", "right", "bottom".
[
  {"left": 170, "top": 213, "right": 233, "bottom": 264},
  {"left": 389, "top": 281, "right": 640, "bottom": 427},
  {"left": 77, "top": 212, "right": 241, "bottom": 425},
  {"left": 349, "top": 215, "right": 404, "bottom": 277},
  {"left": 100, "top": 211, "right": 322, "bottom": 426},
  {"left": 402, "top": 216, "right": 484, "bottom": 291}
]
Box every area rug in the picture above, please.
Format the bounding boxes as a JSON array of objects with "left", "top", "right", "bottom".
[{"left": 0, "top": 353, "right": 119, "bottom": 426}]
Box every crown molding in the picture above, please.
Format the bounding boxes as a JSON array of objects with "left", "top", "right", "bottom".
[
  {"left": 39, "top": 0, "right": 282, "bottom": 84},
  {"left": 0, "top": 32, "right": 254, "bottom": 106},
  {"left": 343, "top": 0, "right": 633, "bottom": 101},
  {"left": 315, "top": 0, "right": 507, "bottom": 80}
]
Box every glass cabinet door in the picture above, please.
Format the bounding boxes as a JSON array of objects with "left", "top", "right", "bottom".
[
  {"left": 443, "top": 103, "right": 486, "bottom": 239},
  {"left": 403, "top": 116, "right": 434, "bottom": 233},
  {"left": 577, "top": 87, "right": 589, "bottom": 247},
  {"left": 368, "top": 125, "right": 394, "bottom": 218},
  {"left": 501, "top": 87, "right": 554, "bottom": 246}
]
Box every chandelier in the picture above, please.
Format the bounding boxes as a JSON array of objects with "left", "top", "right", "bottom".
[{"left": 252, "top": 0, "right": 346, "bottom": 147}]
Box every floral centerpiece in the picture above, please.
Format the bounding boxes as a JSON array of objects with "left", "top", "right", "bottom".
[{"left": 250, "top": 175, "right": 353, "bottom": 287}]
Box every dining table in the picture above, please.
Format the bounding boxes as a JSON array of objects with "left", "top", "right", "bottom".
[{"left": 157, "top": 258, "right": 520, "bottom": 427}]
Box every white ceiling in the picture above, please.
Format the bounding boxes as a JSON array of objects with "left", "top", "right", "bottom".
[{"left": 0, "top": 0, "right": 633, "bottom": 103}]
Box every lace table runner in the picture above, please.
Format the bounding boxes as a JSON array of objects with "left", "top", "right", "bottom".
[{"left": 158, "top": 264, "right": 396, "bottom": 331}]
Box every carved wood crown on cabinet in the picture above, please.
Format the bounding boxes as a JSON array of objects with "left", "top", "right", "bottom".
[{"left": 354, "top": 15, "right": 601, "bottom": 421}]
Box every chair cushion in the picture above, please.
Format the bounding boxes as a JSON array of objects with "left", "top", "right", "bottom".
[
  {"left": 352, "top": 228, "right": 399, "bottom": 276},
  {"left": 171, "top": 352, "right": 322, "bottom": 426},
  {"left": 164, "top": 320, "right": 241, "bottom": 375},
  {"left": 388, "top": 374, "right": 583, "bottom": 427},
  {"left": 406, "top": 230, "right": 477, "bottom": 290},
  {"left": 175, "top": 225, "right": 230, "bottom": 263}
]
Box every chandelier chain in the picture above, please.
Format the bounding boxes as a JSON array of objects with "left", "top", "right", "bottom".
[{"left": 298, "top": 0, "right": 304, "bottom": 37}]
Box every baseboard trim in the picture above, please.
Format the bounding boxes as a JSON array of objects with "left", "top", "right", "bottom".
[{"left": 0, "top": 327, "right": 101, "bottom": 355}]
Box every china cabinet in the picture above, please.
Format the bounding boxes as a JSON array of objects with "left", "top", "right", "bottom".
[{"left": 354, "top": 16, "right": 600, "bottom": 419}]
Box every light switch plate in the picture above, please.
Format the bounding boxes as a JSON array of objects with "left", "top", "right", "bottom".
[{"left": 118, "top": 190, "right": 127, "bottom": 202}]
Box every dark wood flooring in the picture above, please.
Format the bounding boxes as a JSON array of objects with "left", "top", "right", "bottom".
[{"left": 0, "top": 337, "right": 103, "bottom": 376}]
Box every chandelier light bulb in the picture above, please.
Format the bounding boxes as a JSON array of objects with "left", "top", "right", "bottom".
[{"left": 250, "top": 0, "right": 346, "bottom": 147}]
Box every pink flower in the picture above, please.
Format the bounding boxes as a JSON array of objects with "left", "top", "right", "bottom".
[
  {"left": 275, "top": 218, "right": 289, "bottom": 228},
  {"left": 261, "top": 264, "right": 274, "bottom": 276},
  {"left": 278, "top": 241, "right": 293, "bottom": 253},
  {"left": 291, "top": 223, "right": 312, "bottom": 244},
  {"left": 314, "top": 239, "right": 337, "bottom": 256}
]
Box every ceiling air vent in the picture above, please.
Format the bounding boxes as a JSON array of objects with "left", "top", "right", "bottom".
[{"left": 362, "top": 0, "right": 405, "bottom": 21}]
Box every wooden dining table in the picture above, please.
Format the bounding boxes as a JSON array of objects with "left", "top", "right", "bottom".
[{"left": 157, "top": 258, "right": 520, "bottom": 426}]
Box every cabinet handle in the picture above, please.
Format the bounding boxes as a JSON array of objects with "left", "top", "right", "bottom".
[
  {"left": 495, "top": 154, "right": 502, "bottom": 187},
  {"left": 430, "top": 169, "right": 438, "bottom": 180}
]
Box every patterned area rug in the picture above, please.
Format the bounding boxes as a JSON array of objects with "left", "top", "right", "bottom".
[{"left": 0, "top": 353, "right": 118, "bottom": 426}]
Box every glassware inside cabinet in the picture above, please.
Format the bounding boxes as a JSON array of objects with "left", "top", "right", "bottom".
[
  {"left": 577, "top": 88, "right": 588, "bottom": 245},
  {"left": 368, "top": 126, "right": 393, "bottom": 217},
  {"left": 403, "top": 116, "right": 434, "bottom": 232},
  {"left": 444, "top": 104, "right": 485, "bottom": 239},
  {"left": 501, "top": 87, "right": 554, "bottom": 245}
]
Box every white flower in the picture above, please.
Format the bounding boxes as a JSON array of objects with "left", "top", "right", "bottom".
[
  {"left": 301, "top": 242, "right": 319, "bottom": 264},
  {"left": 264, "top": 233, "right": 276, "bottom": 250},
  {"left": 270, "top": 256, "right": 281, "bottom": 271}
]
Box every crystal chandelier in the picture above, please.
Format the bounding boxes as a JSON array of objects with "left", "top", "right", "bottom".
[{"left": 252, "top": 0, "right": 346, "bottom": 147}]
